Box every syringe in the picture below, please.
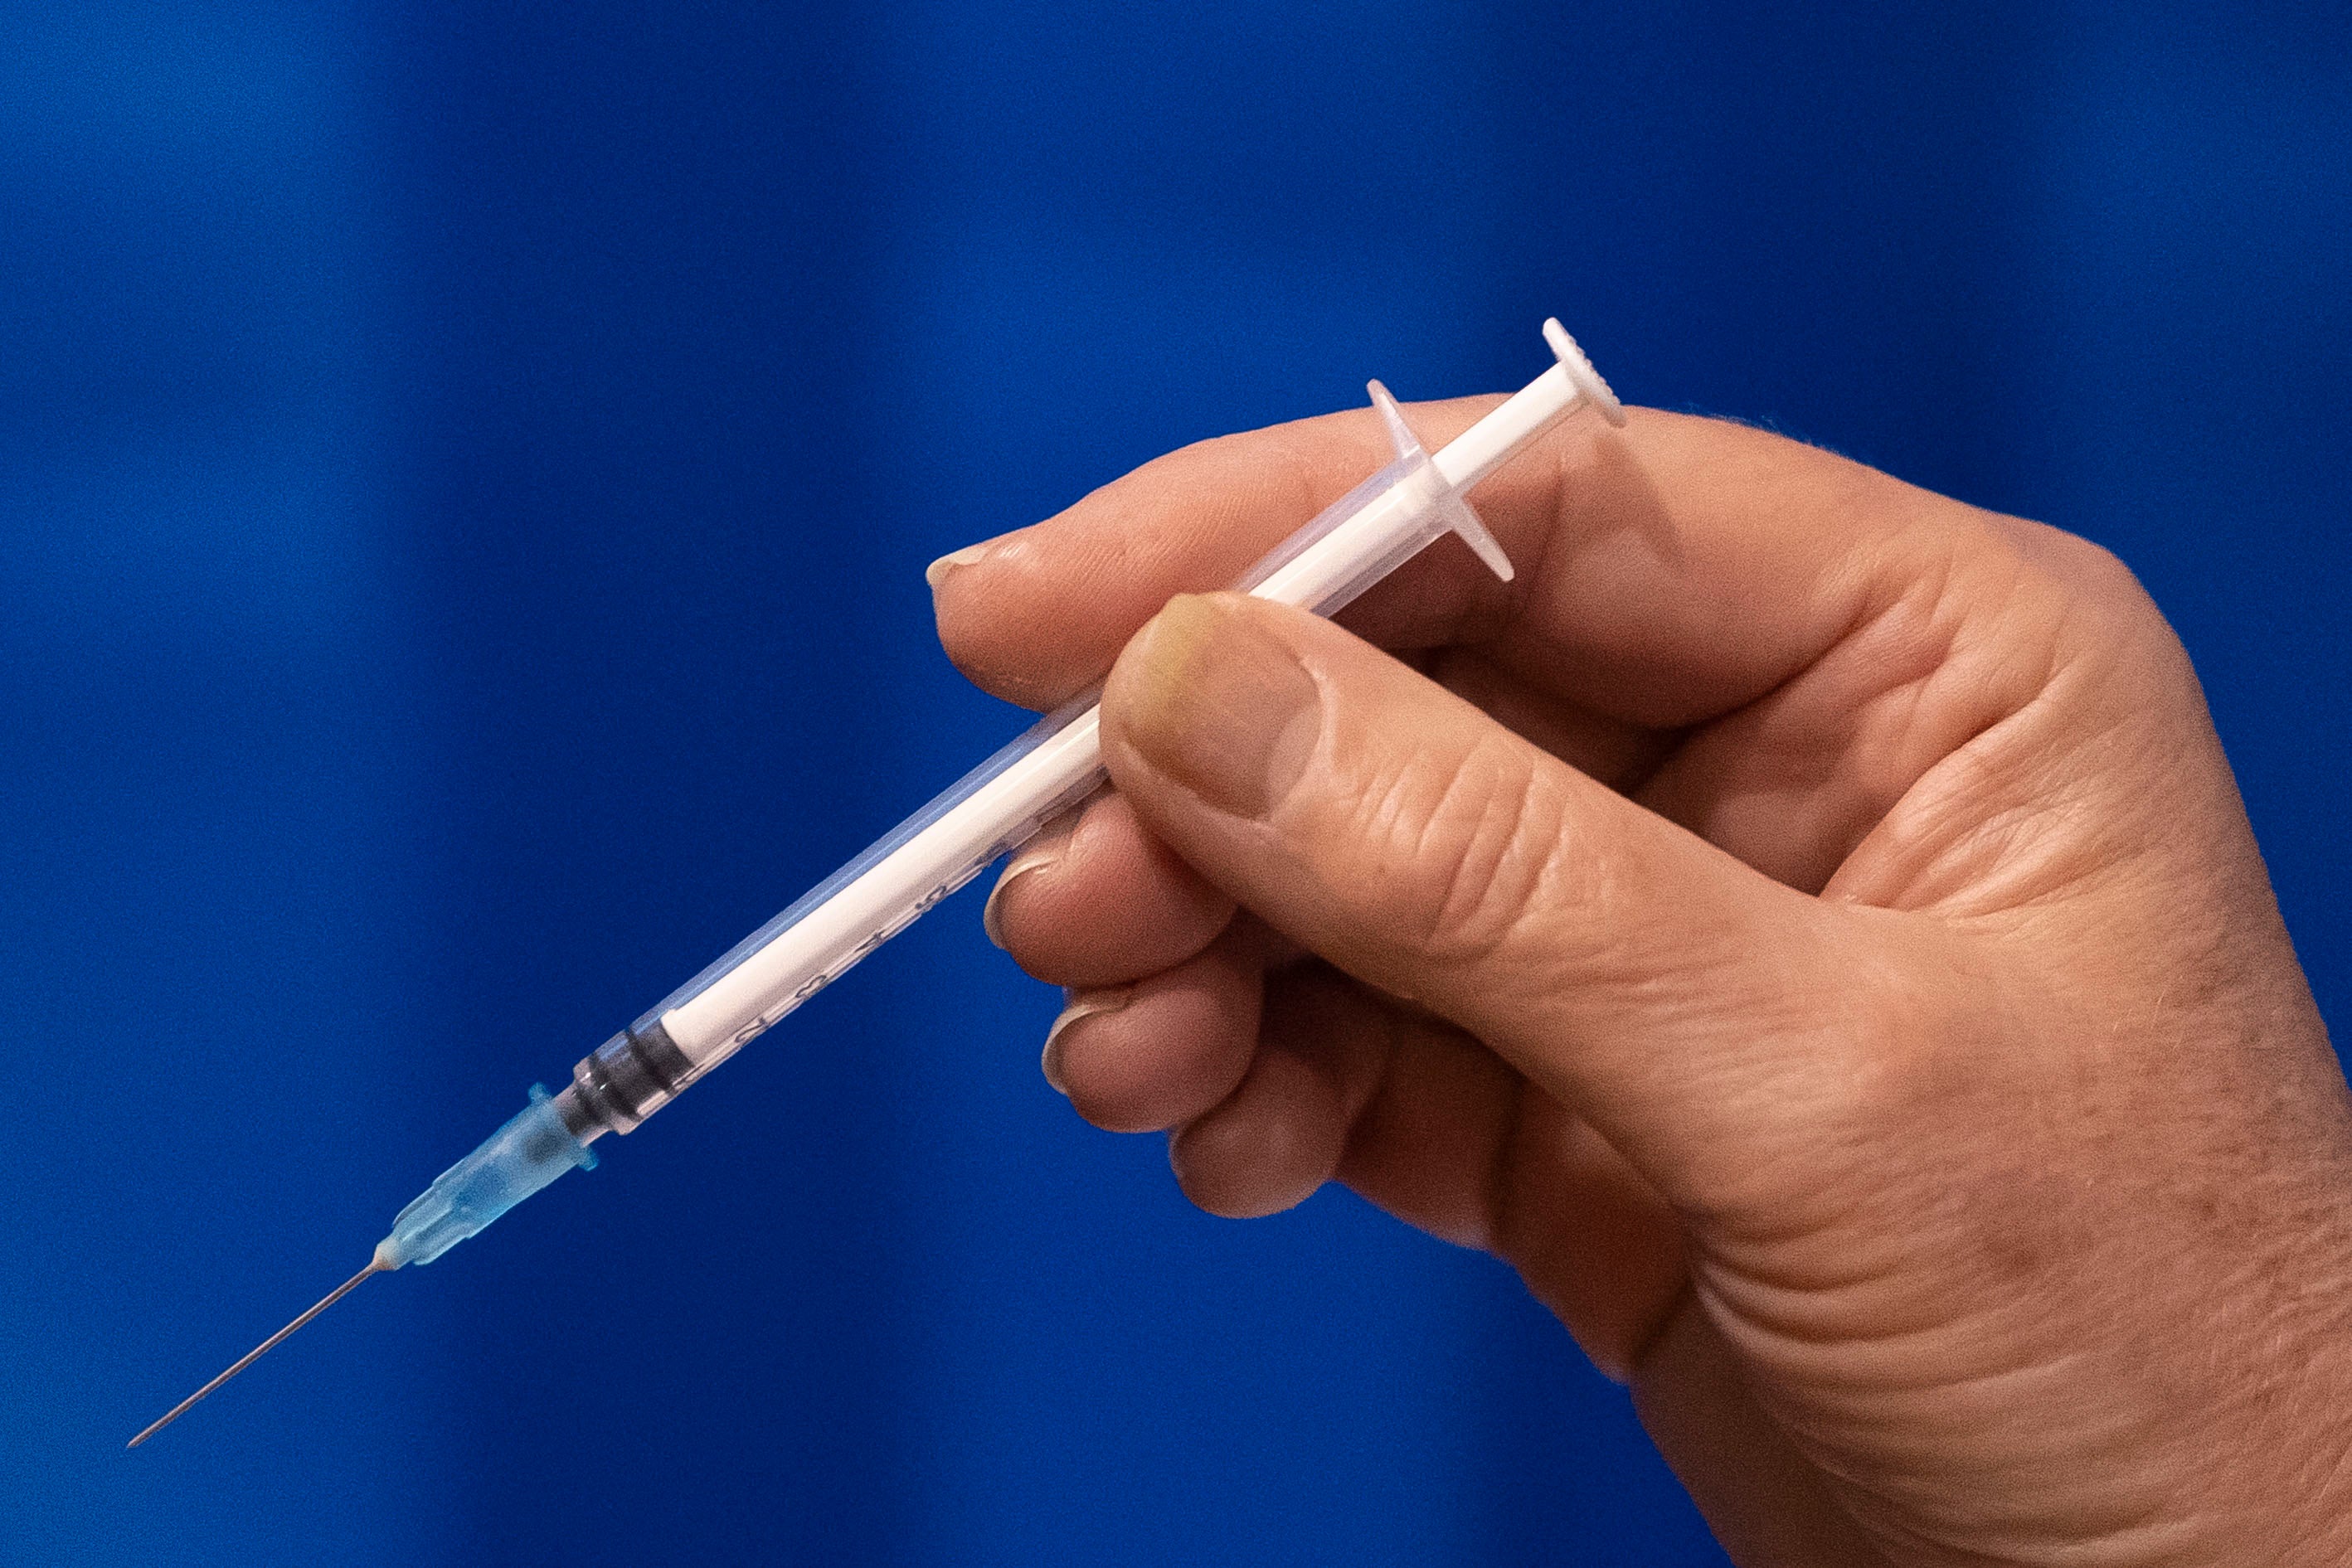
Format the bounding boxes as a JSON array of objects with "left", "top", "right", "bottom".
[{"left": 129, "top": 319, "right": 1623, "bottom": 1446}]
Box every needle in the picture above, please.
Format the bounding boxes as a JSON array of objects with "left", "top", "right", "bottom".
[{"left": 128, "top": 1258, "right": 388, "bottom": 1449}]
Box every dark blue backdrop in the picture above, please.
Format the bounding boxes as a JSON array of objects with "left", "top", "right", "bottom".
[{"left": 7, "top": 2, "right": 2348, "bottom": 1562}]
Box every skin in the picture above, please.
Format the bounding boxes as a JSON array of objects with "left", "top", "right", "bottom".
[{"left": 928, "top": 398, "right": 2352, "bottom": 1565}]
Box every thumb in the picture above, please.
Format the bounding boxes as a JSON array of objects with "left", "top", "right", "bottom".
[{"left": 1099, "top": 591, "right": 1879, "bottom": 1210}]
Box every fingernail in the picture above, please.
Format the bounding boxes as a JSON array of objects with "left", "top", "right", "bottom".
[
  {"left": 925, "top": 542, "right": 993, "bottom": 590},
  {"left": 1042, "top": 986, "right": 1130, "bottom": 1096},
  {"left": 981, "top": 844, "right": 1057, "bottom": 950},
  {"left": 1114, "top": 595, "right": 1321, "bottom": 819}
]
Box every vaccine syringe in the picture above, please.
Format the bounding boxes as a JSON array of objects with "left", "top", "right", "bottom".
[{"left": 129, "top": 319, "right": 1623, "bottom": 1447}]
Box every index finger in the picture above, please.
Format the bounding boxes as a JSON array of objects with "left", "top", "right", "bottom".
[{"left": 931, "top": 398, "right": 1977, "bottom": 731}]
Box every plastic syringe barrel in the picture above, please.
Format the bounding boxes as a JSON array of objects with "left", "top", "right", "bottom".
[{"left": 553, "top": 322, "right": 1622, "bottom": 1142}]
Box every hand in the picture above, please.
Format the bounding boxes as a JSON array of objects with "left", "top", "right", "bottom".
[{"left": 930, "top": 398, "right": 2352, "bottom": 1565}]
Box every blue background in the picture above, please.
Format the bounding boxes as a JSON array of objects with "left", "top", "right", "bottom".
[{"left": 6, "top": 2, "right": 2348, "bottom": 1562}]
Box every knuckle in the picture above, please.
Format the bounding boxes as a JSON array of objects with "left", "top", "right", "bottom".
[
  {"left": 2044, "top": 528, "right": 2145, "bottom": 609},
  {"left": 1999, "top": 517, "right": 2169, "bottom": 638},
  {"left": 2055, "top": 537, "right": 2171, "bottom": 648},
  {"left": 1998, "top": 522, "right": 2201, "bottom": 711}
]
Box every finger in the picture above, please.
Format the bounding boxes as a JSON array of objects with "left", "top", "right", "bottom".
[
  {"left": 1040, "top": 931, "right": 1261, "bottom": 1134},
  {"left": 1633, "top": 517, "right": 2155, "bottom": 897},
  {"left": 932, "top": 399, "right": 1965, "bottom": 728},
  {"left": 984, "top": 791, "right": 1235, "bottom": 987},
  {"left": 1165, "top": 1034, "right": 1347, "bottom": 1221},
  {"left": 993, "top": 654, "right": 1661, "bottom": 993},
  {"left": 1210, "top": 964, "right": 1517, "bottom": 1245},
  {"left": 931, "top": 400, "right": 1412, "bottom": 710},
  {"left": 1169, "top": 964, "right": 1688, "bottom": 1377},
  {"left": 1469, "top": 1085, "right": 1687, "bottom": 1382},
  {"left": 1100, "top": 591, "right": 1881, "bottom": 1212},
  {"left": 1634, "top": 1299, "right": 1902, "bottom": 1565},
  {"left": 1333, "top": 1009, "right": 1686, "bottom": 1380},
  {"left": 1169, "top": 964, "right": 1530, "bottom": 1244}
]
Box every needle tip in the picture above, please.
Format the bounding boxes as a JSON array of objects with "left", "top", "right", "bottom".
[{"left": 127, "top": 1258, "right": 386, "bottom": 1450}]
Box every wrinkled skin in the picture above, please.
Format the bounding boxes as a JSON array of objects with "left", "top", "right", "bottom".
[{"left": 930, "top": 400, "right": 2352, "bottom": 1566}]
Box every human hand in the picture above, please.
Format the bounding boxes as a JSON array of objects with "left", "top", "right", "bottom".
[{"left": 930, "top": 398, "right": 2352, "bottom": 1565}]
